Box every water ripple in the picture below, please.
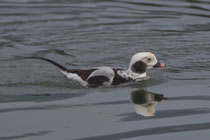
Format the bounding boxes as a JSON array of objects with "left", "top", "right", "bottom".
[{"left": 77, "top": 122, "right": 210, "bottom": 140}]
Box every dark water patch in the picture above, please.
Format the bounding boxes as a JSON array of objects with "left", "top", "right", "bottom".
[
  {"left": 150, "top": 29, "right": 185, "bottom": 34},
  {"left": 120, "top": 1, "right": 171, "bottom": 8},
  {"left": 2, "top": 35, "right": 25, "bottom": 44},
  {"left": 185, "top": 22, "right": 210, "bottom": 32},
  {"left": 118, "top": 108, "right": 210, "bottom": 122},
  {"left": 0, "top": 104, "right": 67, "bottom": 113},
  {"left": 148, "top": 10, "right": 210, "bottom": 19},
  {"left": 171, "top": 77, "right": 210, "bottom": 80},
  {"left": 0, "top": 39, "right": 16, "bottom": 49},
  {"left": 79, "top": 20, "right": 147, "bottom": 29},
  {"left": 0, "top": 92, "right": 87, "bottom": 103},
  {"left": 0, "top": 99, "right": 129, "bottom": 113},
  {"left": 174, "top": 66, "right": 210, "bottom": 72},
  {"left": 0, "top": 131, "right": 51, "bottom": 140},
  {"left": 77, "top": 122, "right": 210, "bottom": 140},
  {"left": 183, "top": 0, "right": 210, "bottom": 5},
  {"left": 0, "top": 18, "right": 87, "bottom": 27},
  {"left": 135, "top": 77, "right": 168, "bottom": 87},
  {"left": 0, "top": 81, "right": 82, "bottom": 89},
  {"left": 169, "top": 96, "right": 210, "bottom": 101},
  {"left": 163, "top": 66, "right": 210, "bottom": 74},
  {"left": 93, "top": 100, "right": 129, "bottom": 105},
  {"left": 34, "top": 49, "right": 76, "bottom": 57},
  {"left": 188, "top": 5, "right": 210, "bottom": 12},
  {"left": 162, "top": 67, "right": 183, "bottom": 73}
]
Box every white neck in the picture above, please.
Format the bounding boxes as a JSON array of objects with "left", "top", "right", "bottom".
[{"left": 128, "top": 70, "right": 147, "bottom": 79}]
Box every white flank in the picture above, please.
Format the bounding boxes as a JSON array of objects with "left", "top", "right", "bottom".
[
  {"left": 61, "top": 71, "right": 88, "bottom": 87},
  {"left": 87, "top": 67, "right": 115, "bottom": 86}
]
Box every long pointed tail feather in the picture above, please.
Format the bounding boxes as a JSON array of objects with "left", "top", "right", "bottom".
[{"left": 23, "top": 57, "right": 68, "bottom": 71}]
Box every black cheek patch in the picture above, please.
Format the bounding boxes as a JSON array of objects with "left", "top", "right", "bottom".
[{"left": 131, "top": 61, "right": 147, "bottom": 73}]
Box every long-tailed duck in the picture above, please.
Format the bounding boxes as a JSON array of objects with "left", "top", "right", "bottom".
[{"left": 24, "top": 52, "right": 165, "bottom": 88}]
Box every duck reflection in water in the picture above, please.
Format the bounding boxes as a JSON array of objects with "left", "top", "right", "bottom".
[{"left": 130, "top": 88, "right": 167, "bottom": 117}]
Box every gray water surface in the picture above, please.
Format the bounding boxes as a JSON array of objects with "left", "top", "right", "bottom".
[{"left": 0, "top": 0, "right": 210, "bottom": 139}]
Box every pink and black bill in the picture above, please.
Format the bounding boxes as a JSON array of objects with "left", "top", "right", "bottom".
[{"left": 153, "top": 61, "right": 166, "bottom": 68}]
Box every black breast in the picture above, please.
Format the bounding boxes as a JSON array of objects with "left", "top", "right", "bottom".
[{"left": 112, "top": 69, "right": 131, "bottom": 85}]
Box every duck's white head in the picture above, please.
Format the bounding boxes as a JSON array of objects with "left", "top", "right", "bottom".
[{"left": 128, "top": 52, "right": 165, "bottom": 74}]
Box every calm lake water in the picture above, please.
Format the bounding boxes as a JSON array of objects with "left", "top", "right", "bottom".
[{"left": 0, "top": 0, "right": 210, "bottom": 139}]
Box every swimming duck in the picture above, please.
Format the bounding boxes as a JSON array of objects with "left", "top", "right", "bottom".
[{"left": 24, "top": 52, "right": 165, "bottom": 87}]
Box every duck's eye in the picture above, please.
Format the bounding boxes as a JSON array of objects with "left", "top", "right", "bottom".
[{"left": 147, "top": 58, "right": 152, "bottom": 62}]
